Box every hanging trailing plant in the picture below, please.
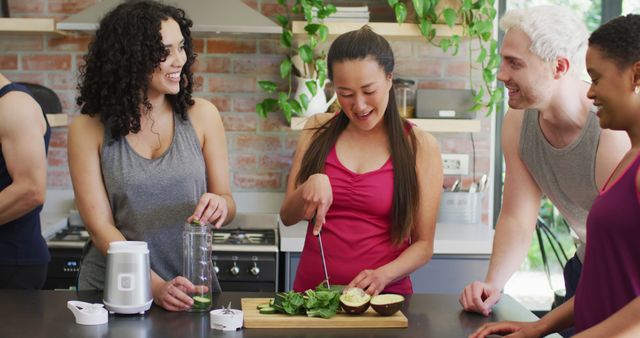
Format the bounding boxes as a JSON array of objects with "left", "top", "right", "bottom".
[
  {"left": 389, "top": 0, "right": 503, "bottom": 115},
  {"left": 256, "top": 0, "right": 336, "bottom": 122}
]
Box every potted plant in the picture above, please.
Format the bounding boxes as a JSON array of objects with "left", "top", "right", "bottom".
[
  {"left": 389, "top": 0, "right": 502, "bottom": 115},
  {"left": 256, "top": 0, "right": 337, "bottom": 122},
  {"left": 257, "top": 0, "right": 502, "bottom": 121}
]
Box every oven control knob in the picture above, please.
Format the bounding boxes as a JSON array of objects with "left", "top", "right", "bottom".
[
  {"left": 250, "top": 263, "right": 260, "bottom": 276},
  {"left": 212, "top": 262, "right": 219, "bottom": 275},
  {"left": 230, "top": 263, "right": 240, "bottom": 276}
]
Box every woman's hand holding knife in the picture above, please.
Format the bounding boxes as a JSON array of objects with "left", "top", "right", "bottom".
[{"left": 301, "top": 173, "right": 333, "bottom": 235}]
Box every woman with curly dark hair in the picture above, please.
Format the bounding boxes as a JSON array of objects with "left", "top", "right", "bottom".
[{"left": 68, "top": 0, "right": 235, "bottom": 311}]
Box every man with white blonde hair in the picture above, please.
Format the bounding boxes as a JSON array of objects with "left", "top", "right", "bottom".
[{"left": 459, "top": 5, "right": 630, "bottom": 318}]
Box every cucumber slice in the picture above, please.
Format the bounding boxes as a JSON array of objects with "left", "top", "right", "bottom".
[
  {"left": 256, "top": 303, "right": 271, "bottom": 310},
  {"left": 191, "top": 295, "right": 211, "bottom": 309},
  {"left": 259, "top": 306, "right": 276, "bottom": 314}
]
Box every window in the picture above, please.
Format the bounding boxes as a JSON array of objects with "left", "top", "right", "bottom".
[
  {"left": 506, "top": 0, "right": 601, "bottom": 31},
  {"left": 623, "top": 0, "right": 640, "bottom": 14}
]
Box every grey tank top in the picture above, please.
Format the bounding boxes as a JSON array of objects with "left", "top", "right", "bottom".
[
  {"left": 519, "top": 108, "right": 600, "bottom": 258},
  {"left": 78, "top": 114, "right": 221, "bottom": 293}
]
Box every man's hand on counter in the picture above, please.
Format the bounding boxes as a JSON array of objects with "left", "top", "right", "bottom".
[{"left": 459, "top": 280, "right": 502, "bottom": 316}]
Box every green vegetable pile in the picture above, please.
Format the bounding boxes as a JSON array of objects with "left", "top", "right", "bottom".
[{"left": 263, "top": 283, "right": 343, "bottom": 319}]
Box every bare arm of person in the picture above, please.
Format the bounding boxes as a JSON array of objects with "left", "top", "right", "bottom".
[
  {"left": 0, "top": 91, "right": 47, "bottom": 224},
  {"left": 349, "top": 128, "right": 443, "bottom": 296},
  {"left": 594, "top": 128, "right": 632, "bottom": 190},
  {"left": 470, "top": 297, "right": 575, "bottom": 338},
  {"left": 279, "top": 113, "right": 335, "bottom": 233},
  {"left": 460, "top": 109, "right": 542, "bottom": 316},
  {"left": 188, "top": 98, "right": 236, "bottom": 228},
  {"left": 68, "top": 115, "right": 194, "bottom": 311}
]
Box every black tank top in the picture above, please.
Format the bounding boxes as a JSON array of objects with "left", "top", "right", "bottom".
[{"left": 0, "top": 83, "right": 51, "bottom": 265}]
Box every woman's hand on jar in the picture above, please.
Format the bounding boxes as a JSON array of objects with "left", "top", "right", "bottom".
[
  {"left": 301, "top": 174, "right": 333, "bottom": 235},
  {"left": 347, "top": 268, "right": 393, "bottom": 296},
  {"left": 189, "top": 193, "right": 228, "bottom": 229},
  {"left": 153, "top": 276, "right": 196, "bottom": 311}
]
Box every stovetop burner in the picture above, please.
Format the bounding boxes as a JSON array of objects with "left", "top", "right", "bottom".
[
  {"left": 212, "top": 229, "right": 275, "bottom": 246},
  {"left": 47, "top": 226, "right": 90, "bottom": 249}
]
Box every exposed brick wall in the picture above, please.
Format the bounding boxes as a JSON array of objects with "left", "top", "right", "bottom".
[{"left": 3, "top": 0, "right": 493, "bottom": 204}]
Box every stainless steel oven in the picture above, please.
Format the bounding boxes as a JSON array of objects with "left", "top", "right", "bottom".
[
  {"left": 44, "top": 225, "right": 89, "bottom": 290},
  {"left": 44, "top": 213, "right": 280, "bottom": 292},
  {"left": 212, "top": 214, "right": 279, "bottom": 292}
]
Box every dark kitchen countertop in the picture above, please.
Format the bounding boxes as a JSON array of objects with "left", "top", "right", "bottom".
[{"left": 0, "top": 290, "right": 561, "bottom": 337}]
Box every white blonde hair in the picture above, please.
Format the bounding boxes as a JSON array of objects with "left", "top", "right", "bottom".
[{"left": 500, "top": 5, "right": 588, "bottom": 76}]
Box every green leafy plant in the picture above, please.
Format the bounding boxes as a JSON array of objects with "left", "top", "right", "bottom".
[
  {"left": 271, "top": 283, "right": 342, "bottom": 319},
  {"left": 389, "top": 0, "right": 504, "bottom": 115},
  {"left": 273, "top": 290, "right": 306, "bottom": 315},
  {"left": 256, "top": 0, "right": 336, "bottom": 122}
]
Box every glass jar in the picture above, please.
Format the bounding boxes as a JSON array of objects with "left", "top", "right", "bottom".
[
  {"left": 393, "top": 78, "right": 416, "bottom": 119},
  {"left": 183, "top": 220, "right": 213, "bottom": 312}
]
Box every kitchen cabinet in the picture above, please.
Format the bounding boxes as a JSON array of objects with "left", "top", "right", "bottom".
[
  {"left": 279, "top": 220, "right": 492, "bottom": 293},
  {"left": 292, "top": 21, "right": 463, "bottom": 37},
  {"left": 0, "top": 290, "right": 562, "bottom": 337},
  {"left": 0, "top": 18, "right": 57, "bottom": 33},
  {"left": 290, "top": 116, "right": 482, "bottom": 133}
]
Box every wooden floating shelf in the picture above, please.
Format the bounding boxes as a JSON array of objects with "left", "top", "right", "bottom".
[
  {"left": 292, "top": 21, "right": 463, "bottom": 37},
  {"left": 290, "top": 116, "right": 481, "bottom": 133},
  {"left": 0, "top": 18, "right": 57, "bottom": 33},
  {"left": 0, "top": 18, "right": 464, "bottom": 37},
  {"left": 46, "top": 114, "right": 68, "bottom": 128},
  {"left": 409, "top": 118, "right": 481, "bottom": 133}
]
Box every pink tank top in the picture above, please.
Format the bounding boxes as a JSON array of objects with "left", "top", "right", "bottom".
[{"left": 293, "top": 145, "right": 412, "bottom": 294}]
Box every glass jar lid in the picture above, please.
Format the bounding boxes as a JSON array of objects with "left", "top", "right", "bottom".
[{"left": 393, "top": 78, "right": 415, "bottom": 86}]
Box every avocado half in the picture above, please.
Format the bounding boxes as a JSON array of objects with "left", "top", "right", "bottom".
[
  {"left": 339, "top": 288, "right": 371, "bottom": 314},
  {"left": 370, "top": 294, "right": 404, "bottom": 316}
]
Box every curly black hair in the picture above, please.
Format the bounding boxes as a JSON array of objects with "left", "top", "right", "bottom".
[
  {"left": 76, "top": 0, "right": 196, "bottom": 139},
  {"left": 589, "top": 14, "right": 640, "bottom": 70}
]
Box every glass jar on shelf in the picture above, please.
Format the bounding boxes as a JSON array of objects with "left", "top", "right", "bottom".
[{"left": 393, "top": 78, "right": 416, "bottom": 119}]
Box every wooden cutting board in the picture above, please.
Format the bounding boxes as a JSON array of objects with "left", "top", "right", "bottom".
[{"left": 241, "top": 298, "right": 408, "bottom": 328}]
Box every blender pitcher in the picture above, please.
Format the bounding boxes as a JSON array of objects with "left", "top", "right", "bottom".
[{"left": 183, "top": 220, "right": 213, "bottom": 312}]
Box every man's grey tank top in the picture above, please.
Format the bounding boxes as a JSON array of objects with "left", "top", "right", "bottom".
[
  {"left": 78, "top": 114, "right": 221, "bottom": 293},
  {"left": 519, "top": 108, "right": 600, "bottom": 260}
]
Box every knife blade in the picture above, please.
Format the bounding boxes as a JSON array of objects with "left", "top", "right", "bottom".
[{"left": 317, "top": 230, "right": 330, "bottom": 288}]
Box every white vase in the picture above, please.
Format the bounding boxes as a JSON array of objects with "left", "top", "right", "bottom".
[{"left": 293, "top": 77, "right": 337, "bottom": 117}]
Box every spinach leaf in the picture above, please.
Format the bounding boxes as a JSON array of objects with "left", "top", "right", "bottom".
[
  {"left": 273, "top": 290, "right": 305, "bottom": 315},
  {"left": 270, "top": 283, "right": 341, "bottom": 319}
]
